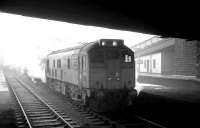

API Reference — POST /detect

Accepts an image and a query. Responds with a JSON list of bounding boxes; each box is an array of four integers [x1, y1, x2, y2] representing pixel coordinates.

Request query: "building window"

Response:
[[144, 60, 146, 68], [61, 70, 63, 79], [140, 59, 143, 64], [153, 59, 156, 68]]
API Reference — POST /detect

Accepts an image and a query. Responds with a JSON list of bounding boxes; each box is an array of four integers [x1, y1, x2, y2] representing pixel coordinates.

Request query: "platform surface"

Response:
[[135, 80, 200, 103]]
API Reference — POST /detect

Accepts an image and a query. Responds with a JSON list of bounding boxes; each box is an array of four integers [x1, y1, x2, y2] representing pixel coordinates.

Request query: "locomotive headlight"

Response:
[[113, 41, 117, 46]]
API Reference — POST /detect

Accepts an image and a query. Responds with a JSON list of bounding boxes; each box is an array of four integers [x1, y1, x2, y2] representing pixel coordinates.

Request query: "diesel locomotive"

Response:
[[45, 39, 137, 112]]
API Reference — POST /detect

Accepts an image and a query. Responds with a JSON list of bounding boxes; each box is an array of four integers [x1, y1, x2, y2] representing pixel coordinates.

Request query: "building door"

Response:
[[147, 60, 150, 73]]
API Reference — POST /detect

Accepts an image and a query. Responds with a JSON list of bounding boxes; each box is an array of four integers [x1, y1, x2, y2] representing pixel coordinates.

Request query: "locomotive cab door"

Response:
[[106, 50, 121, 89]]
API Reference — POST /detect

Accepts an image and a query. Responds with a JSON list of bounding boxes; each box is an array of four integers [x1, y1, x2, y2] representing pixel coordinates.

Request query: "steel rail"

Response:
[[11, 75, 166, 128], [136, 115, 167, 128], [17, 78, 78, 128], [6, 77, 33, 128]]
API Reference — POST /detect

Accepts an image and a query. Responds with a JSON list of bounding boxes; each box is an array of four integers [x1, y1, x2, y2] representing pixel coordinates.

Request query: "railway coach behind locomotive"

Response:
[[45, 39, 137, 112]]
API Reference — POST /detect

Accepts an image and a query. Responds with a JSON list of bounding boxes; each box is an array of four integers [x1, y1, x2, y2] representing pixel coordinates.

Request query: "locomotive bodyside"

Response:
[[46, 48, 85, 99], [45, 39, 137, 112]]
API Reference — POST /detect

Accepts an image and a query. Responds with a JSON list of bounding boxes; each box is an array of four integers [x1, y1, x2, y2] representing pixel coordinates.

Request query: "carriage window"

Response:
[[82, 56, 84, 69], [90, 50, 104, 63], [46, 59, 50, 73], [80, 56, 87, 70], [57, 59, 61, 68], [49, 68, 51, 75], [52, 69, 54, 76], [55, 69, 57, 77], [67, 58, 70, 69], [84, 56, 87, 69], [53, 60, 56, 67], [71, 54, 78, 69]]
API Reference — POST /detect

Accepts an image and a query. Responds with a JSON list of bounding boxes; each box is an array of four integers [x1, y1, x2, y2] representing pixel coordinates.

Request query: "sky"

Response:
[[0, 12, 154, 79]]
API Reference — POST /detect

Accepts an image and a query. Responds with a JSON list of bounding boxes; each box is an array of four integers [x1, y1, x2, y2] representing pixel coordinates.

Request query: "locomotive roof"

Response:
[[48, 45, 82, 55], [48, 39, 125, 56], [48, 41, 96, 56]]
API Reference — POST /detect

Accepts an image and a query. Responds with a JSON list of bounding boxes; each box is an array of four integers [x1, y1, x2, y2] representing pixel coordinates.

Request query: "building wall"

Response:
[[196, 43, 200, 77], [151, 53, 161, 73], [136, 53, 161, 74], [161, 46, 175, 75], [137, 55, 150, 73], [134, 37, 198, 77], [174, 39, 197, 76]]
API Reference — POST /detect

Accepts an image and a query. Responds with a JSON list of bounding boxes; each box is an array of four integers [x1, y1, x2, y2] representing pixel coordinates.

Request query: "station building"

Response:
[[132, 36, 200, 81]]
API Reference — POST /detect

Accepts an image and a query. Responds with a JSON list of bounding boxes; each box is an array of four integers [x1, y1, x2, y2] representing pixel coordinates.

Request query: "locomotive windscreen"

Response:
[[106, 50, 119, 59], [90, 49, 104, 63]]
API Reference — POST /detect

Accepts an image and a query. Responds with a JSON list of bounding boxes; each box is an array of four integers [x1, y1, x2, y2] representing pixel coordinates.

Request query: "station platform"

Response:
[[136, 73, 200, 103], [135, 73, 200, 127], [0, 70, 16, 128], [135, 78, 200, 128], [136, 82, 200, 103], [137, 73, 200, 90], [138, 73, 200, 82]]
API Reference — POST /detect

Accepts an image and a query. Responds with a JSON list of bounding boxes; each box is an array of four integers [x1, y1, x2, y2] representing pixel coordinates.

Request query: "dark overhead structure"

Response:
[[0, 1, 199, 40]]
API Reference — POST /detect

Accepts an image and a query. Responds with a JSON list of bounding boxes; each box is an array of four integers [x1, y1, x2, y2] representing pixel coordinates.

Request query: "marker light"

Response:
[[102, 41, 105, 46]]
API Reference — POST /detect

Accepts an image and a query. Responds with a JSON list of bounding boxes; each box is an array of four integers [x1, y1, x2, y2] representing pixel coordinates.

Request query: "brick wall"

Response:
[[174, 39, 197, 76], [196, 42, 200, 77], [135, 38, 198, 77]]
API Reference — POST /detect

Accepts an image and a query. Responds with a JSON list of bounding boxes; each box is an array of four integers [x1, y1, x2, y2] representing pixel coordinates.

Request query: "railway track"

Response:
[[70, 101, 167, 128], [21, 76, 167, 128], [4, 71, 167, 128], [6, 75, 81, 128]]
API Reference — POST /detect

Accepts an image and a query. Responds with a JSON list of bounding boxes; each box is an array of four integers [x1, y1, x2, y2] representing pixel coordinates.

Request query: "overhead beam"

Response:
[[0, 1, 199, 40]]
